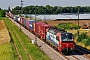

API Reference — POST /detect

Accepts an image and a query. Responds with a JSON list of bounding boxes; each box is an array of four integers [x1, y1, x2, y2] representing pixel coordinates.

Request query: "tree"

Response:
[[0, 10, 5, 17], [8, 6, 11, 11], [11, 5, 90, 14], [0, 8, 1, 10]]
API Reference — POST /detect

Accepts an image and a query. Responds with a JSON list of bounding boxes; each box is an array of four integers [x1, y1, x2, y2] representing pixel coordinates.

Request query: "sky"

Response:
[[0, 0, 90, 9]]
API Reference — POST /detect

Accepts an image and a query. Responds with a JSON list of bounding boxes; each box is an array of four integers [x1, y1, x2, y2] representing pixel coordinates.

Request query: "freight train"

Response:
[[6, 12, 75, 54]]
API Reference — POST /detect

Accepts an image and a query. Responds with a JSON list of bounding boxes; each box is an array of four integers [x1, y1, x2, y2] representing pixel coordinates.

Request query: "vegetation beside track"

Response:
[[67, 29, 90, 50], [0, 44, 18, 60], [75, 32, 90, 49], [56, 22, 90, 50], [2, 17, 50, 60], [57, 22, 80, 30], [0, 19, 18, 60]]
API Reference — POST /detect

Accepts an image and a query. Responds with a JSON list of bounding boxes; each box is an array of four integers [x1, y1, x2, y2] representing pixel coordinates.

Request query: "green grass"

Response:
[[0, 44, 16, 60], [2, 17, 50, 60], [0, 18, 18, 60]]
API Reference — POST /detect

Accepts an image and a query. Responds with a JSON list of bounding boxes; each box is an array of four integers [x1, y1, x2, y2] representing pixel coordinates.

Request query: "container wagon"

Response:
[[26, 20, 30, 30], [29, 20, 35, 32], [34, 22, 51, 40]]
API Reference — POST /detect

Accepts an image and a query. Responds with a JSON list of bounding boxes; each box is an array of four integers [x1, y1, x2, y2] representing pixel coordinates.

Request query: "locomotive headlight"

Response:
[[60, 44, 62, 47], [73, 45, 74, 47]]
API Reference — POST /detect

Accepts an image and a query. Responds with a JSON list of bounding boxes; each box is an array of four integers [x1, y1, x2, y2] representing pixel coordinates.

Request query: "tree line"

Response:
[[0, 8, 5, 17], [11, 5, 90, 14]]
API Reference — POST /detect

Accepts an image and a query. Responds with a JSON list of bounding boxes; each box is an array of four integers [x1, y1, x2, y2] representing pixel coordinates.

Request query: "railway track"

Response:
[[74, 45, 90, 60], [9, 17, 90, 60], [9, 31, 22, 60], [6, 21, 23, 60], [12, 28, 33, 60]]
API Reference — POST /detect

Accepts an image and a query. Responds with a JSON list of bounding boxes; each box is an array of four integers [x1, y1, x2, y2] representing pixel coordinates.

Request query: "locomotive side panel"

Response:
[[46, 31, 59, 49]]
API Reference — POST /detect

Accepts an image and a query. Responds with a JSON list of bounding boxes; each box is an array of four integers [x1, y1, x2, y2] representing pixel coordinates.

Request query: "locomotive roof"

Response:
[[48, 27, 68, 34]]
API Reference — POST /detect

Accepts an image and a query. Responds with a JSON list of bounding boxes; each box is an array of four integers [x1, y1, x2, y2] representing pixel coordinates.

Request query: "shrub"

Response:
[[77, 32, 87, 42], [57, 22, 81, 30], [0, 10, 5, 17], [86, 37, 90, 46]]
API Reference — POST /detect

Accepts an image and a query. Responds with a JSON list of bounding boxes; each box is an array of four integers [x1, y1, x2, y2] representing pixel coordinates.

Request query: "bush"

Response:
[[0, 10, 5, 17], [57, 22, 81, 30], [77, 33, 87, 42], [85, 37, 90, 46], [76, 32, 90, 46]]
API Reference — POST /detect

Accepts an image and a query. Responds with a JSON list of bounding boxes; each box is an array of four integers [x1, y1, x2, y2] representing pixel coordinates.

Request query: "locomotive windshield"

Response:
[[61, 33, 73, 41]]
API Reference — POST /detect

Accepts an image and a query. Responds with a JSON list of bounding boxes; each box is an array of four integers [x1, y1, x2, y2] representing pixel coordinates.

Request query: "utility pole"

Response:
[[34, 11, 37, 45], [77, 10, 79, 36], [20, 0, 24, 16], [20, 0, 24, 30], [71, 7, 73, 13], [78, 11, 79, 26]]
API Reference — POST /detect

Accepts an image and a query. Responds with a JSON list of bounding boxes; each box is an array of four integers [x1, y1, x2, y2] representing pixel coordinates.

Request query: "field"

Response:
[[0, 20, 16, 60], [46, 19, 90, 27], [0, 20, 10, 44]]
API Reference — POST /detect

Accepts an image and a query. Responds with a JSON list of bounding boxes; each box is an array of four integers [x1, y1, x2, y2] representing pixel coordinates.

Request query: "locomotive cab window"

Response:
[[61, 33, 73, 42], [56, 36, 59, 41]]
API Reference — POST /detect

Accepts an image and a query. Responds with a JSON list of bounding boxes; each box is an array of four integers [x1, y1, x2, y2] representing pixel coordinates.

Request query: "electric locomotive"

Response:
[[46, 27, 75, 54]]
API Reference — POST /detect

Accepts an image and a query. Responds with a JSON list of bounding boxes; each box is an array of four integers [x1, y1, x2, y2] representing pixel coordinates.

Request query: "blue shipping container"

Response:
[[24, 19, 26, 27], [29, 20, 35, 31]]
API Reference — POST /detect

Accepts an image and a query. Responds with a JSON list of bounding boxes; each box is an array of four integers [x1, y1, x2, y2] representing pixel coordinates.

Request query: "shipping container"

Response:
[[34, 22, 45, 33], [34, 22, 51, 40], [10, 13, 14, 19], [6, 12, 9, 16], [26, 20, 30, 30], [14, 15, 18, 21], [40, 24, 51, 40], [24, 19, 26, 27], [21, 17, 25, 26], [29, 20, 35, 31], [17, 17, 21, 23]]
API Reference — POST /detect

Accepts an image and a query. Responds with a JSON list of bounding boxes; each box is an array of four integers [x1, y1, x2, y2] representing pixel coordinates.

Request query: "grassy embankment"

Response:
[[2, 17, 50, 60]]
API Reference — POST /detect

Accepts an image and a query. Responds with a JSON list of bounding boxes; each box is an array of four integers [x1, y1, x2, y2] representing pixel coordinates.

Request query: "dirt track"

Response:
[[0, 20, 10, 44]]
